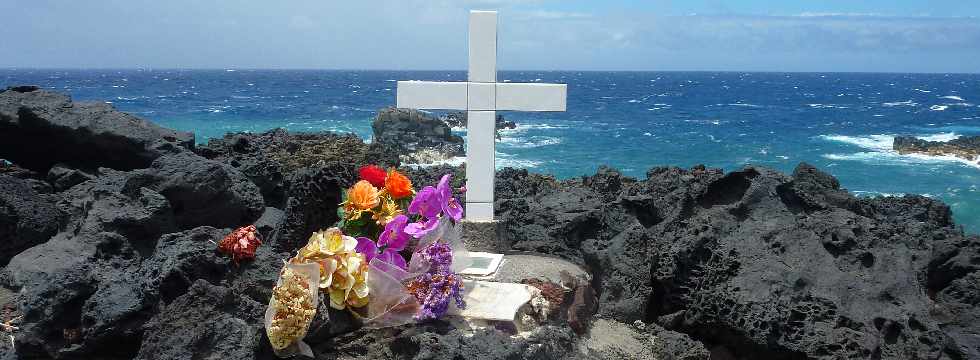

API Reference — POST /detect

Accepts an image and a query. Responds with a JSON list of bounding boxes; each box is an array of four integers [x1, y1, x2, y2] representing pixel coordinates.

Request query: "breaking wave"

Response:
[[820, 133, 979, 169]]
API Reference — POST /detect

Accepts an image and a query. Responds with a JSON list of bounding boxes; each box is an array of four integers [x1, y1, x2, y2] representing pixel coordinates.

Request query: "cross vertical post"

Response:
[[464, 10, 498, 222]]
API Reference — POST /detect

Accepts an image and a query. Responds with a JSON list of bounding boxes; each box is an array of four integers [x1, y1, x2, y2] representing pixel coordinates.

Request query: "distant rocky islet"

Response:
[[1, 86, 980, 359]]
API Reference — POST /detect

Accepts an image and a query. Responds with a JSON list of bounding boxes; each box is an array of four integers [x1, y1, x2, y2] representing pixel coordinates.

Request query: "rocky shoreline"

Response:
[[2, 86, 980, 359], [894, 135, 980, 165]]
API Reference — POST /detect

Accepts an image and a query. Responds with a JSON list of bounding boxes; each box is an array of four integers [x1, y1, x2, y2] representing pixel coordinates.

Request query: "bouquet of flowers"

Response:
[[265, 165, 472, 355]]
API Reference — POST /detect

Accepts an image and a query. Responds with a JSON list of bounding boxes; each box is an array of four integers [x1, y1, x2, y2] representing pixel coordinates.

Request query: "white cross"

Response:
[[396, 10, 567, 222]]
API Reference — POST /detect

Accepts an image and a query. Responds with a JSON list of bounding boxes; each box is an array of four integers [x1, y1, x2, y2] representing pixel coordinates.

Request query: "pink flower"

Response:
[[408, 186, 442, 218], [354, 215, 409, 270], [437, 174, 463, 221], [405, 217, 439, 238]]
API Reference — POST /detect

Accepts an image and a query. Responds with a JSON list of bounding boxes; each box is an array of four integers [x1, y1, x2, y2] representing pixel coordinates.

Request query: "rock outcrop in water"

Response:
[[443, 111, 517, 132], [1, 87, 979, 359], [894, 135, 980, 165], [372, 107, 464, 164]]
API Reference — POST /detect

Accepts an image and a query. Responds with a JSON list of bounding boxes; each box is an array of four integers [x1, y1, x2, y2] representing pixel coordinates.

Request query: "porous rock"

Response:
[[135, 280, 268, 360], [197, 128, 397, 207], [496, 162, 979, 359], [0, 175, 64, 266], [0, 86, 194, 172]]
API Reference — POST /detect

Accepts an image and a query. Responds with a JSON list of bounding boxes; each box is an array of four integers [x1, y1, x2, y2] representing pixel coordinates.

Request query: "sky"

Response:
[[1, 0, 979, 73]]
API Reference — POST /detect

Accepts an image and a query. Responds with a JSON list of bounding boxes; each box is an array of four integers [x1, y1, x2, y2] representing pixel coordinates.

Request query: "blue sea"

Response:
[[3, 69, 979, 233]]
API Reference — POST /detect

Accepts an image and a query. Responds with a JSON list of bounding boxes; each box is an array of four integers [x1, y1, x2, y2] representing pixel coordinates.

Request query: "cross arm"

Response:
[[495, 83, 567, 111], [396, 81, 468, 110]]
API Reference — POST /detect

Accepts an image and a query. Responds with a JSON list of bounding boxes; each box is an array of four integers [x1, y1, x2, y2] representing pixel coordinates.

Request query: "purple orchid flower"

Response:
[[408, 186, 442, 218], [404, 217, 439, 239], [436, 174, 463, 221], [355, 215, 410, 270]]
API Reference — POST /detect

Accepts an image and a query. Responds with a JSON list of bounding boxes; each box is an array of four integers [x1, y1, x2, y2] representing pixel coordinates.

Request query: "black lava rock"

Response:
[[0, 175, 64, 266], [0, 87, 194, 173]]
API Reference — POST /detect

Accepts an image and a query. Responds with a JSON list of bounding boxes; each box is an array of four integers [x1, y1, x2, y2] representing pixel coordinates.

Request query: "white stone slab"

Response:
[[459, 251, 504, 276], [448, 280, 534, 321], [496, 83, 567, 111], [465, 110, 495, 203], [465, 202, 493, 222], [467, 82, 495, 111], [396, 81, 468, 110], [468, 11, 497, 83]]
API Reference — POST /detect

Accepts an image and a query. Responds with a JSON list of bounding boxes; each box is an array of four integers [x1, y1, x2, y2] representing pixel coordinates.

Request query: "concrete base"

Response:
[[490, 254, 591, 286], [460, 220, 501, 252]]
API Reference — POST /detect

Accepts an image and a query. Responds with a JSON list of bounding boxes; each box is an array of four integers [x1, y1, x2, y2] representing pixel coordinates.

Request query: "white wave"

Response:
[[883, 100, 918, 107], [918, 132, 960, 142], [495, 157, 541, 169], [820, 133, 979, 169], [819, 134, 894, 151], [627, 99, 640, 103], [852, 190, 906, 198], [727, 103, 762, 108], [403, 156, 467, 169], [822, 151, 979, 170], [940, 95, 965, 101], [498, 123, 569, 135], [913, 88, 932, 93], [643, 132, 652, 136], [931, 105, 949, 111], [499, 136, 561, 149], [808, 103, 849, 109]]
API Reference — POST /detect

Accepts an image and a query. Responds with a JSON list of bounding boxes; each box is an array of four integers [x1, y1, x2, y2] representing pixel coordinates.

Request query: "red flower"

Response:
[[359, 165, 387, 188], [218, 225, 262, 264]]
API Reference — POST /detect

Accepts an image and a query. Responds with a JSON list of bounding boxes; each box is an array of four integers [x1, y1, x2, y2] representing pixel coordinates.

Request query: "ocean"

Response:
[[2, 69, 979, 233]]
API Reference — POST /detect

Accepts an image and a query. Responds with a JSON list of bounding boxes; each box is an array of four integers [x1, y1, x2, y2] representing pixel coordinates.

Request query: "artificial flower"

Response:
[[408, 186, 441, 218], [384, 169, 414, 199], [406, 242, 465, 320], [354, 215, 410, 270], [405, 217, 439, 238], [298, 228, 357, 261], [267, 266, 317, 350], [371, 195, 403, 225], [436, 174, 463, 221], [346, 180, 380, 211], [217, 225, 261, 264], [359, 165, 387, 188], [294, 228, 370, 309], [325, 253, 370, 309]]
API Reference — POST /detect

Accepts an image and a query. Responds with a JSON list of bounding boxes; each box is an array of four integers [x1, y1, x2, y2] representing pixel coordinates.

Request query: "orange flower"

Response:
[[347, 180, 380, 210], [385, 169, 414, 199]]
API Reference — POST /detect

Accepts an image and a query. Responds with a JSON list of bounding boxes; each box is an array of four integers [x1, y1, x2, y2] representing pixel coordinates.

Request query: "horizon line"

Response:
[[3, 67, 979, 76]]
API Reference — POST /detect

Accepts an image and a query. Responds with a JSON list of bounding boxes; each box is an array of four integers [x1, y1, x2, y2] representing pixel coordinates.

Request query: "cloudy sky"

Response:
[[2, 0, 979, 73]]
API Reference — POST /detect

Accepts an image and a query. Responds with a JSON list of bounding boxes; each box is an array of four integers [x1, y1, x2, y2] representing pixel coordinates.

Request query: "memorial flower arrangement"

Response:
[[265, 166, 471, 355]]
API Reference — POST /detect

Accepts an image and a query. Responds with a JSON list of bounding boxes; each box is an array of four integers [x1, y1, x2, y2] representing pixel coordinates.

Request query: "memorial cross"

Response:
[[396, 10, 567, 222]]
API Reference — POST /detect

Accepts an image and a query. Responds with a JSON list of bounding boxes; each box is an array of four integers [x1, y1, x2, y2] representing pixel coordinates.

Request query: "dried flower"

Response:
[[359, 165, 387, 188], [217, 225, 261, 264], [295, 228, 370, 310], [267, 267, 317, 351], [384, 169, 414, 199], [345, 180, 380, 211], [406, 272, 465, 321], [405, 241, 466, 320]]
